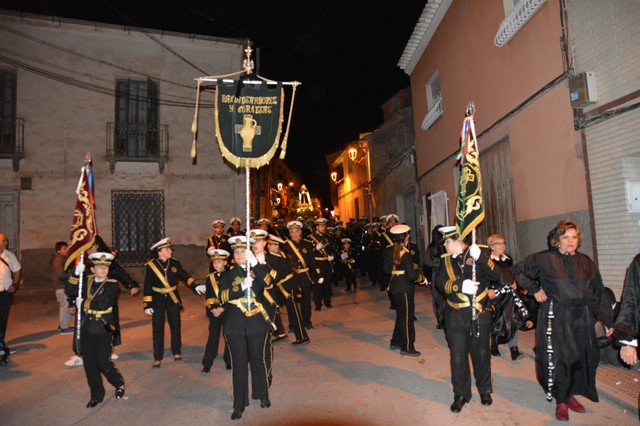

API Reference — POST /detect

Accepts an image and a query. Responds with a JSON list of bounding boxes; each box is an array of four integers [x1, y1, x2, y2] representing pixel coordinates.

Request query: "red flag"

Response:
[[64, 162, 97, 270]]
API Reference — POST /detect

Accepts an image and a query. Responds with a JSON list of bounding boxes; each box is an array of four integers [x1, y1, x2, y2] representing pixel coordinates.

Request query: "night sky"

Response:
[[0, 0, 426, 205]]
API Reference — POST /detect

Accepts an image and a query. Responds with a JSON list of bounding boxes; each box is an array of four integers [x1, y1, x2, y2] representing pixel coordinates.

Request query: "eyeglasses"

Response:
[[490, 242, 506, 246]]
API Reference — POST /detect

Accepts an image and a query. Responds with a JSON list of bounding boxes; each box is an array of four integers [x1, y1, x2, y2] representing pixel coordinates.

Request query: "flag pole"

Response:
[[75, 252, 84, 354], [245, 166, 252, 307]]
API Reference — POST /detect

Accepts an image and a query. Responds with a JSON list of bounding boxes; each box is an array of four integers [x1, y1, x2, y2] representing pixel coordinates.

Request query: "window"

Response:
[[0, 69, 17, 154], [421, 71, 443, 130], [426, 72, 441, 111], [112, 190, 165, 266], [114, 78, 159, 157]]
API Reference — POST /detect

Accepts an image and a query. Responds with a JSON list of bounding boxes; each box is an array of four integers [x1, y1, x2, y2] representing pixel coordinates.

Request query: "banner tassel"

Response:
[[191, 77, 202, 160]]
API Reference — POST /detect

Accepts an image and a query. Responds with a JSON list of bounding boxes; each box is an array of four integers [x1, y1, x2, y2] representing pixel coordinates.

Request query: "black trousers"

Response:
[[202, 310, 230, 368], [444, 309, 492, 399], [390, 292, 415, 351], [312, 279, 332, 309], [81, 325, 124, 401], [152, 297, 181, 361], [225, 332, 270, 410], [299, 285, 312, 328], [0, 291, 14, 350], [284, 292, 308, 341]]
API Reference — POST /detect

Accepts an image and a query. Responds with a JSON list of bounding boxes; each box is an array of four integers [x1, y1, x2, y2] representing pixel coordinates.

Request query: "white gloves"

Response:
[[469, 244, 481, 261], [74, 262, 85, 276], [462, 279, 479, 295], [317, 277, 325, 284], [75, 297, 83, 309], [315, 243, 323, 251], [241, 276, 253, 291], [244, 249, 258, 267], [144, 308, 154, 316], [195, 285, 206, 295], [328, 256, 334, 262]]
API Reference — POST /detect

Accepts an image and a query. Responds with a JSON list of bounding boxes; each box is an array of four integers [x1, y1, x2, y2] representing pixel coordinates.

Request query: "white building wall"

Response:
[[0, 13, 247, 253], [567, 0, 640, 292]]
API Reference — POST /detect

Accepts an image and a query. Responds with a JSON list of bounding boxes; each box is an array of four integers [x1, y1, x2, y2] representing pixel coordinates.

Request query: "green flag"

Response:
[[455, 115, 484, 240]]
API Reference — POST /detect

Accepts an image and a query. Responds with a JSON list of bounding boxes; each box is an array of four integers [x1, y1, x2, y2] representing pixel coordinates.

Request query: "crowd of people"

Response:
[[1, 215, 640, 422]]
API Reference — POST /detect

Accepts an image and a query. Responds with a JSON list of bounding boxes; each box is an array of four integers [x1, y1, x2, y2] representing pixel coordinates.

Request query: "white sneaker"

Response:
[[110, 353, 119, 360], [65, 355, 83, 367]]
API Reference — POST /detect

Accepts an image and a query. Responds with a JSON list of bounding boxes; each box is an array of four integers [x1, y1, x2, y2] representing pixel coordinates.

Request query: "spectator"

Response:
[[0, 232, 22, 366], [51, 241, 73, 334]]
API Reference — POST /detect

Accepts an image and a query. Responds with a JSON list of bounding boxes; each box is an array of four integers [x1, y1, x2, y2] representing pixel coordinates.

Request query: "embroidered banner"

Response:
[[215, 82, 284, 169]]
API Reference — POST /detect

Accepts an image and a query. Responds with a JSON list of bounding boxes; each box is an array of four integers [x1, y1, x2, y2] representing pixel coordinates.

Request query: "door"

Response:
[[0, 188, 19, 254]]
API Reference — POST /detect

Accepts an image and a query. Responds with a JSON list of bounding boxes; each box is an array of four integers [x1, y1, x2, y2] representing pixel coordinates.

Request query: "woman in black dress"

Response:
[[513, 219, 612, 421]]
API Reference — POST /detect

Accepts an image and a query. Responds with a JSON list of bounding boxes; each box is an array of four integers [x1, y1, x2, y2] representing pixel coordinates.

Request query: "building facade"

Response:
[[329, 88, 418, 242], [400, 0, 640, 293], [0, 11, 247, 284]]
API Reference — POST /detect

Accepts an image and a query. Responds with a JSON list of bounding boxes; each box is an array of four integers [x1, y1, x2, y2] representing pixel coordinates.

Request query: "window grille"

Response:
[[112, 190, 165, 266]]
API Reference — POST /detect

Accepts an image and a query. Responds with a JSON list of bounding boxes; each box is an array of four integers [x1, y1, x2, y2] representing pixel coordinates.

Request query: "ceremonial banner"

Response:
[[455, 115, 484, 240], [64, 162, 97, 270], [214, 82, 284, 169]]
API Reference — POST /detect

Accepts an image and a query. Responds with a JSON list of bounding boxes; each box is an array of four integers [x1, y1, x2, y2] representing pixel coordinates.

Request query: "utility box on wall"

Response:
[[627, 181, 640, 212], [569, 71, 598, 108]]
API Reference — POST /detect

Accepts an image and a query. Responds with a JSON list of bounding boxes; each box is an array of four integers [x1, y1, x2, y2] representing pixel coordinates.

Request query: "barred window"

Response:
[[0, 69, 17, 154], [112, 190, 165, 266]]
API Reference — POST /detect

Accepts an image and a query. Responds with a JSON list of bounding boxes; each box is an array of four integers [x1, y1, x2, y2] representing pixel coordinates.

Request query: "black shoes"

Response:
[[491, 345, 501, 357], [201, 366, 211, 374], [401, 349, 421, 357], [450, 396, 468, 413], [152, 360, 161, 369], [231, 408, 243, 420], [174, 354, 182, 361], [115, 387, 125, 399], [225, 364, 232, 370], [480, 393, 493, 406], [86, 399, 101, 408], [292, 337, 310, 345], [260, 397, 271, 408], [272, 334, 288, 343], [510, 346, 522, 360]]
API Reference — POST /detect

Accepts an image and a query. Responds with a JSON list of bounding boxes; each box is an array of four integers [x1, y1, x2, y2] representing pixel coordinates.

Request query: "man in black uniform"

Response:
[[143, 238, 204, 368], [201, 247, 231, 374], [281, 220, 317, 329], [219, 235, 273, 420], [384, 225, 425, 357], [308, 218, 335, 311], [250, 229, 287, 343], [435, 226, 499, 413], [266, 234, 309, 345], [66, 252, 125, 408], [227, 217, 244, 237], [206, 219, 232, 272]]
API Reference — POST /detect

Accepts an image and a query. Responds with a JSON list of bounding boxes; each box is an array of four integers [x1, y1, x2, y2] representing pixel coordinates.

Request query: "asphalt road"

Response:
[[1, 278, 636, 425]]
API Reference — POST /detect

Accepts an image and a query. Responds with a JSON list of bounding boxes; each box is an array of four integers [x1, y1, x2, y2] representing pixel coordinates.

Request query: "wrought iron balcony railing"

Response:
[[0, 117, 25, 172], [106, 122, 169, 173]]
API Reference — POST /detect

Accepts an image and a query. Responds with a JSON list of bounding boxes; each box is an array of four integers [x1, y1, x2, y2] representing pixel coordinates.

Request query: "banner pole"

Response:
[[245, 166, 252, 307]]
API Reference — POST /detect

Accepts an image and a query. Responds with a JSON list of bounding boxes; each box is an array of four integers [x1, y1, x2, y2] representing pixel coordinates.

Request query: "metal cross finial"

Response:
[[243, 40, 255, 75], [465, 101, 475, 117]]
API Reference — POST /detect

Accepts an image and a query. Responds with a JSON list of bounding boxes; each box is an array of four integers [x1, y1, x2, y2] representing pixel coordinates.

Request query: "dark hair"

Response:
[[603, 287, 616, 304], [55, 241, 68, 251], [549, 219, 583, 249]]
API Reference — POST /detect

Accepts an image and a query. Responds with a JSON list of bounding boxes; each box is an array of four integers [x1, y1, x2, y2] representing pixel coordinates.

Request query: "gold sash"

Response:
[[148, 261, 180, 305]]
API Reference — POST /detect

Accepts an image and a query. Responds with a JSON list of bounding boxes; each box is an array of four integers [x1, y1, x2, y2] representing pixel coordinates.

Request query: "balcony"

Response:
[[0, 117, 25, 172], [106, 122, 169, 174]]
